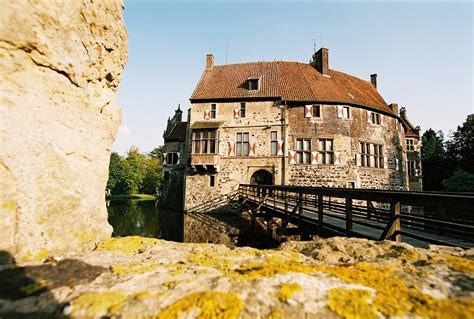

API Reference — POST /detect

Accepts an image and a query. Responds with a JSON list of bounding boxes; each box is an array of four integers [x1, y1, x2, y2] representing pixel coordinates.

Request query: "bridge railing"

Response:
[[238, 184, 474, 248]]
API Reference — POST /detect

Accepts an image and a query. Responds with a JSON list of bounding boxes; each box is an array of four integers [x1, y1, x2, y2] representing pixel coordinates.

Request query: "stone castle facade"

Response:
[[161, 48, 422, 210]]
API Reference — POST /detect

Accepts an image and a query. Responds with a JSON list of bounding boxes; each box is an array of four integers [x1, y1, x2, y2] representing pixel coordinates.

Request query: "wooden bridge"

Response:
[[238, 184, 474, 249]]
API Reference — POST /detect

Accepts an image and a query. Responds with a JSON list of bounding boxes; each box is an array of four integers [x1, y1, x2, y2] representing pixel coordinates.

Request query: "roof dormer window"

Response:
[[248, 78, 259, 90]]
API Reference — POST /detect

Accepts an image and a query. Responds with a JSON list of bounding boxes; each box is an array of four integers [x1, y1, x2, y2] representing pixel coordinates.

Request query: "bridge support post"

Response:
[[390, 201, 401, 242], [318, 195, 323, 235], [346, 197, 353, 236]]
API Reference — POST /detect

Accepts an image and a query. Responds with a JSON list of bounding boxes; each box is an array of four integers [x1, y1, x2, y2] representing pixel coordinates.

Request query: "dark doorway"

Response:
[[250, 170, 273, 197]]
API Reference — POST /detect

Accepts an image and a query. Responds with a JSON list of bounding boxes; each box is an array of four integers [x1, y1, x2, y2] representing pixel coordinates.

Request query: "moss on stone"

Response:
[[277, 283, 302, 303], [328, 288, 378, 319], [157, 291, 243, 319], [71, 291, 127, 316], [96, 236, 160, 255]]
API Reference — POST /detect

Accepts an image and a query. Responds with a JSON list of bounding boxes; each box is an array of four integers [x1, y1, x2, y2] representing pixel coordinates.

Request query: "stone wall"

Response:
[[184, 100, 409, 210], [0, 1, 127, 258]]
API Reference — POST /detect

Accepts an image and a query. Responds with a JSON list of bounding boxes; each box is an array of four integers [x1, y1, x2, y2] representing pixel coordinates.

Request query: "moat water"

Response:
[[107, 199, 183, 242]]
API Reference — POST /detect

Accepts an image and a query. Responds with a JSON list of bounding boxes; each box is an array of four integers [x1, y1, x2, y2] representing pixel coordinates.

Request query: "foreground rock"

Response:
[[0, 236, 472, 318], [0, 1, 127, 258]]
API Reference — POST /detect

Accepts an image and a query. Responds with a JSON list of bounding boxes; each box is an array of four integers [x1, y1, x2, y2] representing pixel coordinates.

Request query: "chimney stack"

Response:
[[206, 54, 214, 70], [400, 107, 407, 119], [370, 74, 377, 89], [389, 103, 399, 114], [311, 48, 329, 75]]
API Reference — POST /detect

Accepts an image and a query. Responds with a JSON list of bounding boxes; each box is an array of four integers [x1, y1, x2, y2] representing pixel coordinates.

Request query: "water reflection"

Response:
[[107, 200, 183, 241]]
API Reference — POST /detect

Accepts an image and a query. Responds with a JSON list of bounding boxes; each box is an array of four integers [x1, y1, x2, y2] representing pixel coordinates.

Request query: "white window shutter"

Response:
[[233, 108, 240, 119], [334, 151, 341, 165], [311, 151, 318, 165], [277, 140, 284, 156], [204, 110, 210, 120], [380, 115, 384, 126], [163, 153, 167, 165], [305, 105, 313, 118], [249, 142, 256, 156], [176, 153, 180, 165], [355, 153, 361, 166], [337, 105, 344, 118], [384, 156, 388, 169], [288, 150, 296, 164], [367, 110, 372, 124], [396, 158, 400, 170]]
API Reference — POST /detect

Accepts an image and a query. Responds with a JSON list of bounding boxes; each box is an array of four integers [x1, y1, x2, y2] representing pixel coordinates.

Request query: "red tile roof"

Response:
[[190, 61, 391, 113]]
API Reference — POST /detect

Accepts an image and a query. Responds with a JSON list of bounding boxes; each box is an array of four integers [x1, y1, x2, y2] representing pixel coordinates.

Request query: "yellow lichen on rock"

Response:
[[233, 256, 315, 281], [317, 263, 474, 318], [112, 260, 159, 275], [20, 278, 47, 295], [71, 291, 127, 316], [277, 283, 302, 303], [432, 254, 474, 272], [328, 288, 378, 319], [157, 291, 243, 319], [96, 236, 160, 255]]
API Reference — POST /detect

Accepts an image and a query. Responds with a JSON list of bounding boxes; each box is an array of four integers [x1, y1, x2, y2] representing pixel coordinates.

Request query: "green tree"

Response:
[[149, 146, 164, 159], [126, 146, 147, 194], [107, 152, 134, 195], [445, 114, 474, 174], [140, 156, 163, 194], [441, 169, 474, 192], [421, 129, 449, 191]]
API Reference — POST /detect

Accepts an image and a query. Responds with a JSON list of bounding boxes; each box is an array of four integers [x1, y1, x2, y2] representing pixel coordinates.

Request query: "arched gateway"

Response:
[[250, 170, 273, 197]]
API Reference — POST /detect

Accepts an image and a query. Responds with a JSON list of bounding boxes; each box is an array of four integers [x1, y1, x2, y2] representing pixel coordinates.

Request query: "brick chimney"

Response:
[[206, 54, 214, 70], [370, 74, 377, 89], [389, 103, 399, 114], [311, 48, 329, 75]]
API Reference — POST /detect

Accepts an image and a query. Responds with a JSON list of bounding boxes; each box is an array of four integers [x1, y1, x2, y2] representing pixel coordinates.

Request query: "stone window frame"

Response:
[[270, 131, 278, 156], [312, 104, 322, 118], [240, 102, 246, 118], [318, 138, 334, 165], [360, 141, 384, 168], [210, 174, 216, 187], [236, 132, 250, 156], [406, 138, 415, 151], [192, 129, 218, 154], [342, 106, 350, 119], [210, 103, 217, 119], [295, 138, 311, 164], [371, 112, 382, 125], [165, 152, 179, 165], [347, 181, 356, 189]]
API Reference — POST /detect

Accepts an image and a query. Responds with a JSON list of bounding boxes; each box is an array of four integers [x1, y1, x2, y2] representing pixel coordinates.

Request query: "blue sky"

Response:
[[114, 0, 473, 155]]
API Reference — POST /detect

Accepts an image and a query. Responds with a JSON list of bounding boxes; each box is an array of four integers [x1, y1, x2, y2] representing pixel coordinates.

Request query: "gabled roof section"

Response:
[[164, 122, 188, 142], [190, 61, 391, 113]]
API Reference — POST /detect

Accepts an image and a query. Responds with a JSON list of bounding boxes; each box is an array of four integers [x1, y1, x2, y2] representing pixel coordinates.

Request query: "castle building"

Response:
[[162, 48, 422, 211]]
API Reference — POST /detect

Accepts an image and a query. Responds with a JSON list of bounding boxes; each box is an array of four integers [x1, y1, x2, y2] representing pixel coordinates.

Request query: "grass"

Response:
[[106, 194, 158, 201]]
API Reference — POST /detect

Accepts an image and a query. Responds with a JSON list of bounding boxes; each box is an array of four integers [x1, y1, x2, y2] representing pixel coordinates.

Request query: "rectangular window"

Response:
[[408, 160, 418, 176], [192, 129, 218, 154], [296, 138, 311, 164], [270, 131, 278, 155], [210, 104, 216, 119], [240, 102, 246, 118], [371, 112, 381, 125], [249, 79, 259, 90], [318, 139, 334, 164], [342, 106, 350, 118], [360, 142, 383, 168], [236, 132, 250, 156], [165, 152, 179, 165], [360, 142, 370, 167], [406, 138, 414, 151], [348, 181, 356, 189], [312, 104, 321, 118], [210, 175, 215, 187], [373, 144, 384, 168]]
